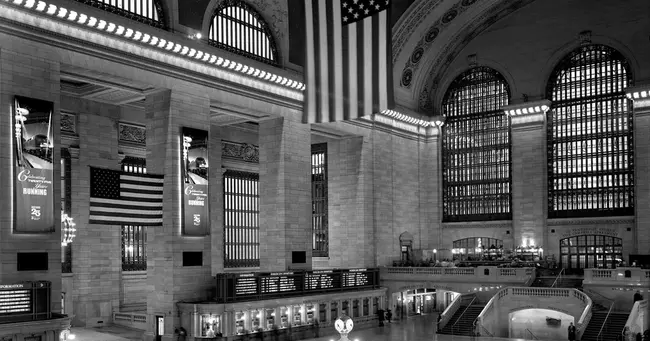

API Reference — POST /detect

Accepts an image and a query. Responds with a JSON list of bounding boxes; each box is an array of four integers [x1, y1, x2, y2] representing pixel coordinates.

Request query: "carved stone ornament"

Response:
[[222, 140, 259, 163], [61, 112, 76, 134], [118, 122, 146, 145]]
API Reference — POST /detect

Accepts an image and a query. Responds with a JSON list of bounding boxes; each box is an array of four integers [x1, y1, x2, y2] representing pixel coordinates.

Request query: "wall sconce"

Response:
[[188, 32, 202, 40]]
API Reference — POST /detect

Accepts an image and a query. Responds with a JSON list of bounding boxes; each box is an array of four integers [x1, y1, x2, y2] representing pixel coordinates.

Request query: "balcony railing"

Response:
[[382, 266, 534, 284], [584, 267, 650, 284]]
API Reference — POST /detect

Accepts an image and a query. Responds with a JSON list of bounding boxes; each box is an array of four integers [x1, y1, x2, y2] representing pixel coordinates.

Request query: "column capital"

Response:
[[503, 100, 551, 127], [626, 84, 650, 110]]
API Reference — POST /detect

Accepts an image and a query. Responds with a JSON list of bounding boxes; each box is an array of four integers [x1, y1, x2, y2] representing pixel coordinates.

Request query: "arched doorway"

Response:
[[560, 235, 622, 269], [399, 232, 413, 263]]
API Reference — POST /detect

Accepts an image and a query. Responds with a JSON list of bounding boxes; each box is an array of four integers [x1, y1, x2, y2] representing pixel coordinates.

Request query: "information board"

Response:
[[234, 275, 257, 296], [305, 270, 339, 290], [342, 269, 371, 287], [0, 284, 31, 314]]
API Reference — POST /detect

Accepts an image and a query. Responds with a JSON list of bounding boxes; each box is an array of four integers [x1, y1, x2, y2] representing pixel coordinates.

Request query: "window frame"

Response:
[[546, 44, 634, 218], [223, 169, 260, 268], [311, 143, 328, 257], [441, 66, 512, 222], [208, 0, 279, 65], [122, 225, 147, 271], [72, 0, 165, 29]]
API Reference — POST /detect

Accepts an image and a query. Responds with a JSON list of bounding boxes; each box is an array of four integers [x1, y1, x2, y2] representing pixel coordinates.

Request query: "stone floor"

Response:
[[304, 314, 535, 341], [69, 325, 143, 341]]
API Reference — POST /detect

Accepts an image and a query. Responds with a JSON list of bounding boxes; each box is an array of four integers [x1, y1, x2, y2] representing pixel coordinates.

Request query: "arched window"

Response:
[[208, 0, 278, 65], [74, 0, 165, 28], [442, 67, 511, 222], [547, 45, 633, 218]]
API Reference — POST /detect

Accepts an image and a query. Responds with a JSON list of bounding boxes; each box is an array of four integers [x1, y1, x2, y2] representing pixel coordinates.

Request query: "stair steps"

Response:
[[581, 312, 628, 341], [438, 305, 484, 336]]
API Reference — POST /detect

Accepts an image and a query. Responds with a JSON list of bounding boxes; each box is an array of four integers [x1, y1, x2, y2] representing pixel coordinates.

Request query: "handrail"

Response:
[[439, 294, 463, 330], [551, 268, 565, 288], [525, 328, 539, 340], [451, 296, 476, 334], [596, 301, 614, 341]]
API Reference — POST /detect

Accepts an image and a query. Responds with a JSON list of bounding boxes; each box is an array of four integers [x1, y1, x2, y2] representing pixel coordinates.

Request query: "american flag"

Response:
[[304, 0, 393, 124], [89, 167, 164, 226]]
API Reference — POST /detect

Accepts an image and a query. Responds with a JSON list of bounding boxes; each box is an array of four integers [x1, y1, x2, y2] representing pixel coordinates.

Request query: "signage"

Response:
[[560, 227, 619, 239], [223, 269, 379, 302], [13, 96, 55, 233], [181, 127, 209, 235], [0, 287, 31, 314]]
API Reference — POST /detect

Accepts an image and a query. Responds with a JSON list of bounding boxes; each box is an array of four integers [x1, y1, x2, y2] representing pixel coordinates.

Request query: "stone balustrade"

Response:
[[381, 266, 534, 284], [584, 267, 650, 285]]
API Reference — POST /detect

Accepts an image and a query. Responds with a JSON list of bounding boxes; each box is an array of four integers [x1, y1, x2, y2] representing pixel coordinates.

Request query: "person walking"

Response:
[[568, 322, 576, 341], [386, 309, 393, 324], [634, 290, 643, 303], [377, 309, 385, 327]]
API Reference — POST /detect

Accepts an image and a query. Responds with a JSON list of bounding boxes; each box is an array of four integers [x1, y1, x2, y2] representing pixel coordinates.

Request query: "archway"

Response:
[[509, 308, 574, 340]]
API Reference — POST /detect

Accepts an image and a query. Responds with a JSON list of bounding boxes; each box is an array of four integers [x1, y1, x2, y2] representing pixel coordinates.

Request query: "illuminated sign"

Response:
[[180, 127, 209, 235], [223, 269, 378, 302], [13, 96, 55, 233]]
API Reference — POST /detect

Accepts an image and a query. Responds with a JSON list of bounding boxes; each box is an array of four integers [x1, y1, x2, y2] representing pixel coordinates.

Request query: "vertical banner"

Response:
[[13, 96, 55, 233], [181, 127, 209, 235]]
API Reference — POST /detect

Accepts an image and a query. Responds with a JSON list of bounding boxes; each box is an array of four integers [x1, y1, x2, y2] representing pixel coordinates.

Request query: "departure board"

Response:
[[0, 284, 31, 315], [305, 271, 339, 290], [260, 272, 299, 294], [217, 268, 379, 303], [234, 274, 258, 296], [342, 269, 371, 287]]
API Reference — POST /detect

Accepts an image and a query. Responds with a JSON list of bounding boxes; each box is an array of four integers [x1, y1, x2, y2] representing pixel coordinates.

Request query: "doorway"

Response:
[[155, 315, 164, 341]]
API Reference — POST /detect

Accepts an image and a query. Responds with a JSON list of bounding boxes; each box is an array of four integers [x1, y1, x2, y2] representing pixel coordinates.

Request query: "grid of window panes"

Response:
[[442, 67, 511, 222], [121, 156, 147, 174], [452, 237, 504, 260], [73, 0, 164, 28], [122, 225, 147, 271], [209, 0, 278, 65], [311, 143, 328, 257], [224, 170, 260, 268], [61, 149, 72, 273], [560, 235, 622, 269], [547, 45, 633, 218]]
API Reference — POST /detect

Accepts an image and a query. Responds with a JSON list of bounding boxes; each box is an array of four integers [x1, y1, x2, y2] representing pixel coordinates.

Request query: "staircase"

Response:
[[581, 311, 628, 341], [438, 305, 484, 336]]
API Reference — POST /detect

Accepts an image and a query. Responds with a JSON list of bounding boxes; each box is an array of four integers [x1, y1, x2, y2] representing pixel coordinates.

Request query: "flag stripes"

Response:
[[89, 167, 164, 226], [304, 0, 393, 124]]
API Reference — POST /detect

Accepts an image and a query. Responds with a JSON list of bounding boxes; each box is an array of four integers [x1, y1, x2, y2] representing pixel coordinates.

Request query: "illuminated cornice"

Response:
[[625, 84, 650, 101], [0, 0, 304, 93], [503, 100, 551, 117]]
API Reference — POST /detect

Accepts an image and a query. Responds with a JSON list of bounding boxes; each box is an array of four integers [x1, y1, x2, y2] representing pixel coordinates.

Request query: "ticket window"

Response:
[[292, 305, 302, 326], [331, 302, 338, 320], [200, 314, 221, 337], [306, 304, 315, 324], [342, 301, 349, 317], [362, 298, 369, 317], [251, 310, 262, 332], [235, 312, 246, 335], [279, 307, 289, 328], [265, 309, 275, 330], [318, 303, 327, 323], [352, 300, 359, 318]]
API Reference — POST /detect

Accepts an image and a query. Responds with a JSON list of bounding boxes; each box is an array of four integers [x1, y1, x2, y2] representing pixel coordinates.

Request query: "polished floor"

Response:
[[304, 314, 538, 341]]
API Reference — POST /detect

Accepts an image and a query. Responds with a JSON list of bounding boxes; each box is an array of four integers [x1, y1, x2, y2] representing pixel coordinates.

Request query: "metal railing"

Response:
[[450, 296, 476, 335], [596, 300, 615, 341], [525, 328, 539, 340], [551, 268, 565, 288]]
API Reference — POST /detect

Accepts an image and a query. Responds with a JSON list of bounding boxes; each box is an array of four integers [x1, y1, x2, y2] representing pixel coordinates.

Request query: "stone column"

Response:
[[504, 101, 550, 250], [144, 90, 212, 341], [258, 116, 312, 271], [628, 86, 650, 256], [423, 123, 442, 251]]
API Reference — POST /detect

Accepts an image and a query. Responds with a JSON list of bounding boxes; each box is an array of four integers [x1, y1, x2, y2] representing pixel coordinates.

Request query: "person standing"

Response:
[[386, 309, 393, 324], [377, 309, 385, 327], [568, 322, 576, 341], [634, 291, 643, 303]]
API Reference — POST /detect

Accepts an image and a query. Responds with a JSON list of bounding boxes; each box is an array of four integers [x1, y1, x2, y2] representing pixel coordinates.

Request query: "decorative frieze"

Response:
[[222, 140, 259, 163], [61, 112, 76, 134], [118, 122, 146, 145]]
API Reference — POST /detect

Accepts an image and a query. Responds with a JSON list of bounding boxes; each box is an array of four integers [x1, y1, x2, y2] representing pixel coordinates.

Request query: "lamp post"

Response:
[[431, 116, 445, 256]]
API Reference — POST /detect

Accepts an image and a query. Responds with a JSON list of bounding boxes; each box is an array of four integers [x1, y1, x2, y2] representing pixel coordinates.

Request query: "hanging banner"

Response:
[[13, 96, 55, 233], [181, 127, 209, 235]]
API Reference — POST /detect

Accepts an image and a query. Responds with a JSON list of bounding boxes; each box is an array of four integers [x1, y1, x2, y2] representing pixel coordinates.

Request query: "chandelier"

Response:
[[61, 211, 76, 246]]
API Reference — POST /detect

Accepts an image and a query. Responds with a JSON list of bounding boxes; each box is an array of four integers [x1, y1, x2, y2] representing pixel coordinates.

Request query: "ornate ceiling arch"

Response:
[[392, 0, 536, 115]]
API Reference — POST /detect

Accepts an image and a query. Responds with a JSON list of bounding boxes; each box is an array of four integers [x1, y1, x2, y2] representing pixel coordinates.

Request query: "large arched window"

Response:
[[208, 0, 278, 65], [547, 45, 633, 218], [74, 0, 165, 28], [442, 67, 511, 222]]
